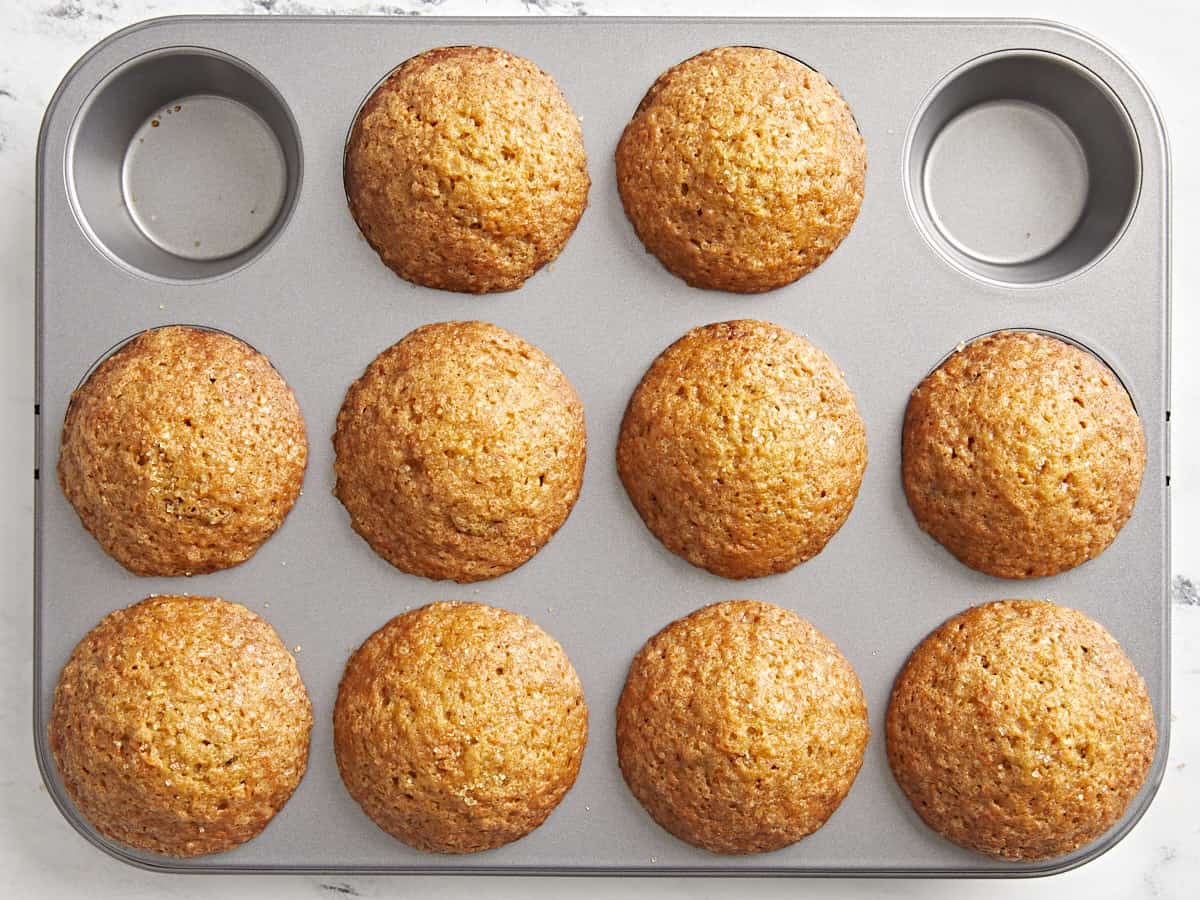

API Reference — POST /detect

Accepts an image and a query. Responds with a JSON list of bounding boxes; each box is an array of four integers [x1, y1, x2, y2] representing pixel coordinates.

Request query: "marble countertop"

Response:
[[1, 0, 1195, 897]]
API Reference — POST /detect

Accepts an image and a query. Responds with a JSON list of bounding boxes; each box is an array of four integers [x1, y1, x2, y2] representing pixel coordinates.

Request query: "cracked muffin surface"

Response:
[[902, 330, 1146, 578], [886, 599, 1156, 861], [49, 595, 312, 858], [333, 321, 586, 583], [616, 46, 866, 293], [616, 600, 868, 854], [345, 45, 589, 294], [333, 601, 588, 853], [617, 319, 866, 579], [57, 326, 307, 576]]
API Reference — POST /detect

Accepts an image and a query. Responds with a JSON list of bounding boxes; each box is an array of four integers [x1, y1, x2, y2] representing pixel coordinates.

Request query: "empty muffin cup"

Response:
[[67, 48, 301, 281], [905, 50, 1140, 286]]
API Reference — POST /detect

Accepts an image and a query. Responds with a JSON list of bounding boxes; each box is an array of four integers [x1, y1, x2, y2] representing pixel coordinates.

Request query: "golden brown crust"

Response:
[[333, 602, 588, 853], [48, 595, 312, 858], [616, 600, 869, 854], [617, 320, 866, 578], [615, 46, 866, 293], [57, 326, 308, 576], [345, 46, 590, 294], [886, 600, 1156, 861], [333, 321, 586, 583], [902, 331, 1146, 578]]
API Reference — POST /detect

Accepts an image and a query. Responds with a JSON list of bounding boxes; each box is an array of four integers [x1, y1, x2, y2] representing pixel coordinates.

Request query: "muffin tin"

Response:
[[34, 16, 1170, 876]]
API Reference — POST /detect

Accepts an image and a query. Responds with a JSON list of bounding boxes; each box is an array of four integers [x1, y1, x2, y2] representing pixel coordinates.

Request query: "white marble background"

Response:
[[1, 0, 1196, 897]]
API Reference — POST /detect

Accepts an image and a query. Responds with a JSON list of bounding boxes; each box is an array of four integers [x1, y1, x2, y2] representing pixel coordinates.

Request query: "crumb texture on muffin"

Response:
[[333, 321, 586, 583], [886, 599, 1157, 861], [345, 46, 590, 293], [615, 46, 866, 293], [902, 330, 1146, 578], [48, 595, 312, 858], [617, 320, 866, 578], [616, 600, 869, 854], [333, 601, 588, 853], [57, 326, 307, 577]]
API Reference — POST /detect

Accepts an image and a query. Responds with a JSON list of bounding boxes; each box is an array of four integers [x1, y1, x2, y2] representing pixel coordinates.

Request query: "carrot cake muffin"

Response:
[[616, 600, 869, 854], [57, 326, 307, 576], [333, 601, 588, 853], [617, 320, 866, 578], [333, 321, 586, 583], [48, 595, 312, 858], [902, 331, 1146, 578], [345, 46, 590, 293], [886, 599, 1157, 861], [615, 46, 866, 293]]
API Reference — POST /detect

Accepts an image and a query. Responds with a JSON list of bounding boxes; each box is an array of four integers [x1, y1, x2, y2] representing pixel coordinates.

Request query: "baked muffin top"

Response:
[[49, 595, 312, 858], [616, 46, 866, 293], [902, 331, 1146, 578], [333, 321, 586, 583], [345, 46, 589, 293], [333, 601, 588, 853], [617, 600, 869, 854], [617, 320, 866, 578], [57, 326, 307, 576], [886, 599, 1156, 861]]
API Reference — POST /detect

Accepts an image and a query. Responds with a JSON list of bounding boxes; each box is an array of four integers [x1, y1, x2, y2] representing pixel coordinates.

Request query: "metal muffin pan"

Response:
[[34, 16, 1170, 876]]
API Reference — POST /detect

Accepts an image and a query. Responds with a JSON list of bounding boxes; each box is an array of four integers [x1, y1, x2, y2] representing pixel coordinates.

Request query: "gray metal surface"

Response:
[[121, 94, 288, 262], [924, 100, 1089, 265], [34, 16, 1170, 877]]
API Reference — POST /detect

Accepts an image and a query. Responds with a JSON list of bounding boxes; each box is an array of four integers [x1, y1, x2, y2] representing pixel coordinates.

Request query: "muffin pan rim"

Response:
[[34, 15, 1170, 878]]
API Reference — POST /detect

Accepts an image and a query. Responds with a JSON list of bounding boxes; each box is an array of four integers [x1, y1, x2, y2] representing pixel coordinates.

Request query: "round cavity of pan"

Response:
[[67, 47, 302, 282], [904, 50, 1140, 287]]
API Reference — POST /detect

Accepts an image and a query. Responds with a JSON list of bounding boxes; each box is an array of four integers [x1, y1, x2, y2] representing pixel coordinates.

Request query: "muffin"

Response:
[[333, 601, 588, 853], [57, 326, 307, 577], [333, 321, 586, 583], [617, 320, 866, 578], [616, 600, 868, 854], [902, 331, 1146, 578], [615, 46, 866, 293], [345, 46, 589, 294], [886, 600, 1156, 861], [48, 595, 312, 858]]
